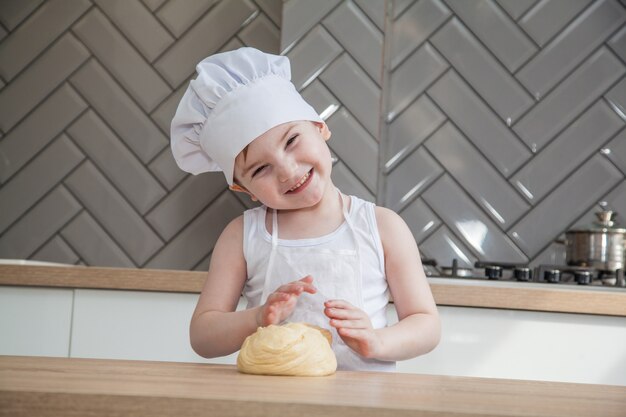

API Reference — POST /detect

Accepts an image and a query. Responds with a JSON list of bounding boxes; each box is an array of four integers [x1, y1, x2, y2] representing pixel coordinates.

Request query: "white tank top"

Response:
[[242, 194, 390, 330]]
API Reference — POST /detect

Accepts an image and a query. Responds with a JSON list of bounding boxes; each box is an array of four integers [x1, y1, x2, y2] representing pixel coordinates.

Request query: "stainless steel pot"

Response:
[[565, 210, 626, 271]]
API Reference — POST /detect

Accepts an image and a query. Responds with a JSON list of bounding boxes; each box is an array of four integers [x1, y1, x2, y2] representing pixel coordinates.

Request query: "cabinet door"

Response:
[[388, 305, 626, 385], [0, 286, 73, 357], [70, 289, 245, 364]]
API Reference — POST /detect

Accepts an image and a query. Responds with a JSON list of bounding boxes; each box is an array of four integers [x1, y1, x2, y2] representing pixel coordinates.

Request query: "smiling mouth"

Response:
[[286, 169, 313, 193]]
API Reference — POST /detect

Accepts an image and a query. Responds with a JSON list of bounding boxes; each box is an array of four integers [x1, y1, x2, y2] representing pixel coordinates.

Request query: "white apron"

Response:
[[260, 191, 395, 371]]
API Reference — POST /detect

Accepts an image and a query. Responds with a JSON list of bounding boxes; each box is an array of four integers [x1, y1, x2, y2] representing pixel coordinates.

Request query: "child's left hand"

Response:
[[324, 299, 383, 359]]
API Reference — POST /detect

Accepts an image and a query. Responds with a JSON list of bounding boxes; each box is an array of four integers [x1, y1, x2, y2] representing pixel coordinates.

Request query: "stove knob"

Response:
[[485, 266, 502, 280], [514, 267, 532, 281], [575, 271, 592, 285], [544, 269, 561, 283]]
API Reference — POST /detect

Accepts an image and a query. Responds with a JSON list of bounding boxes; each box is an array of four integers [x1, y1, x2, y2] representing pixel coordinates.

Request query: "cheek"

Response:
[[319, 146, 333, 169], [250, 179, 275, 196]]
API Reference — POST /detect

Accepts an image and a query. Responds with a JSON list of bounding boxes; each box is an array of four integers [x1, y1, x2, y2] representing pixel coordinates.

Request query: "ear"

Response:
[[229, 183, 258, 201], [315, 122, 332, 141]]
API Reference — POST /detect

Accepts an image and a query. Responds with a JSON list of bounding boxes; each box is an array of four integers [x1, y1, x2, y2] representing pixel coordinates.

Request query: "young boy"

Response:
[[171, 47, 440, 371]]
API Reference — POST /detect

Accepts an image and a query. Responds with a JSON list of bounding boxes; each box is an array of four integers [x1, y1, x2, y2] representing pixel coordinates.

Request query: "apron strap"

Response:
[[260, 207, 279, 304], [270, 207, 278, 247], [337, 189, 360, 256]]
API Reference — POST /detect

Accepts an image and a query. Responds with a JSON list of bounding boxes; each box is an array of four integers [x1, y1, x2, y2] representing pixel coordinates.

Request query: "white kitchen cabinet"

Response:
[[0, 286, 73, 357], [70, 289, 243, 364], [2, 285, 625, 386], [389, 305, 626, 386]]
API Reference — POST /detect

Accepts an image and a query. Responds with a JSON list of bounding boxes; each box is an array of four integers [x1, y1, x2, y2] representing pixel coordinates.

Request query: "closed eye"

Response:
[[286, 134, 298, 147], [252, 165, 267, 178]]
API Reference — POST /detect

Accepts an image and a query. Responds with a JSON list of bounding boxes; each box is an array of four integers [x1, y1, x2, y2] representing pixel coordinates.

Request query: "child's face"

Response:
[[232, 121, 333, 210]]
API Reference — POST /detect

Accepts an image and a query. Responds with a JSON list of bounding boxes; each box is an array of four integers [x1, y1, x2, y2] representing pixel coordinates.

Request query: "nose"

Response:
[[276, 157, 298, 183]]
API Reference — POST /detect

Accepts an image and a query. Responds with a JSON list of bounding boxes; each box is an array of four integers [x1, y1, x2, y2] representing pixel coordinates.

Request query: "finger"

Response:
[[294, 277, 317, 294], [301, 284, 317, 294], [330, 319, 367, 329], [262, 304, 279, 326], [324, 299, 355, 309], [324, 306, 363, 320], [337, 327, 368, 339], [278, 282, 317, 295], [266, 292, 291, 304], [293, 281, 317, 294], [299, 275, 314, 283], [337, 327, 371, 342], [274, 283, 302, 295]]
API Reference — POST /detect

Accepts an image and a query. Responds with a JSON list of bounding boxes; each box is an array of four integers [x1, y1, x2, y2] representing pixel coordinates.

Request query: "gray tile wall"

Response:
[[381, 0, 626, 269], [1, 0, 625, 272], [0, 0, 282, 270]]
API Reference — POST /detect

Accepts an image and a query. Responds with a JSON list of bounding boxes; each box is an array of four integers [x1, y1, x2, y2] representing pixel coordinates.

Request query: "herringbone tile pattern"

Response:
[[383, 0, 626, 267], [1, 0, 625, 272], [282, 0, 384, 201], [283, 0, 626, 269], [0, 0, 281, 270]]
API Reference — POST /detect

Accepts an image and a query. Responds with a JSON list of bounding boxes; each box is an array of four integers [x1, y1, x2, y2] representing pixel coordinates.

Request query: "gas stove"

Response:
[[422, 259, 626, 288]]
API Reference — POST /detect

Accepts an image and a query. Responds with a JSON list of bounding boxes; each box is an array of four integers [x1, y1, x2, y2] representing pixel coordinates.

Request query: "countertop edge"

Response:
[[3, 356, 625, 417], [0, 265, 625, 317]]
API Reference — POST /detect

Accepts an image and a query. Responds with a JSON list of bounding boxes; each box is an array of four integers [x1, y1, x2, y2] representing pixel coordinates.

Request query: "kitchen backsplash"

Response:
[[0, 0, 624, 271], [380, 0, 626, 269]]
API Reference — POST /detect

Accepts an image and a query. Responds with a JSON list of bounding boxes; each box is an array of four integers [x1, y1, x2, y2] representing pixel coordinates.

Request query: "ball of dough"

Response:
[[237, 322, 337, 376]]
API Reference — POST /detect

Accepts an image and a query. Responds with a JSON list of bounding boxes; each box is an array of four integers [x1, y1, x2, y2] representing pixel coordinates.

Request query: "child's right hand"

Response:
[[257, 275, 317, 327]]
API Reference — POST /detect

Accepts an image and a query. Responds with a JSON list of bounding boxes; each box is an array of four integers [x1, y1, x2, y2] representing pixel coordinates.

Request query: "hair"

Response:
[[231, 145, 250, 186], [240, 145, 249, 161]]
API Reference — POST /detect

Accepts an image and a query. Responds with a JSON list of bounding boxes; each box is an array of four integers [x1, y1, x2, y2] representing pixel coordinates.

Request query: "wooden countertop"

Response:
[[1, 264, 625, 316], [1, 356, 625, 417]]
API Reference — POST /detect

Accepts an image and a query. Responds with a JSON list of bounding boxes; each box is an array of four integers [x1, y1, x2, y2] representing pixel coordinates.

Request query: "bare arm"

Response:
[[374, 206, 441, 360], [324, 206, 441, 361], [189, 216, 256, 358], [190, 216, 317, 358]]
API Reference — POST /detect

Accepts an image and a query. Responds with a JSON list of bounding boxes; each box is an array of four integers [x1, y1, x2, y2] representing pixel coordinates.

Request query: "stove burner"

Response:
[[513, 267, 532, 281], [537, 264, 606, 286], [574, 271, 592, 285], [599, 271, 620, 286], [485, 265, 502, 280], [544, 269, 561, 283], [468, 261, 626, 288], [426, 259, 625, 288]]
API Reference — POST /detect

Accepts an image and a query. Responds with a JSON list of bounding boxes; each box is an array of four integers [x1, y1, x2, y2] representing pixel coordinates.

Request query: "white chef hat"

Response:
[[170, 47, 322, 185]]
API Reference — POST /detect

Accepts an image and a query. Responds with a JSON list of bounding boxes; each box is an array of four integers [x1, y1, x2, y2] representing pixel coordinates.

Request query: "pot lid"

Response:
[[567, 210, 626, 233]]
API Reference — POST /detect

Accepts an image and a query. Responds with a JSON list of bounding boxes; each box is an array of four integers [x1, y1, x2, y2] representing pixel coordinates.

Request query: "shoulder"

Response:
[[346, 195, 409, 239], [374, 206, 407, 233], [209, 214, 246, 272], [217, 214, 244, 247], [241, 205, 265, 225], [220, 205, 266, 249], [344, 194, 408, 237], [225, 214, 244, 231], [374, 206, 418, 253]]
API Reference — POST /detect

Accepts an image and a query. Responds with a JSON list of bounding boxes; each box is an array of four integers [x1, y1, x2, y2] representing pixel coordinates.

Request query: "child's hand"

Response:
[[257, 275, 317, 327], [324, 300, 383, 359]]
